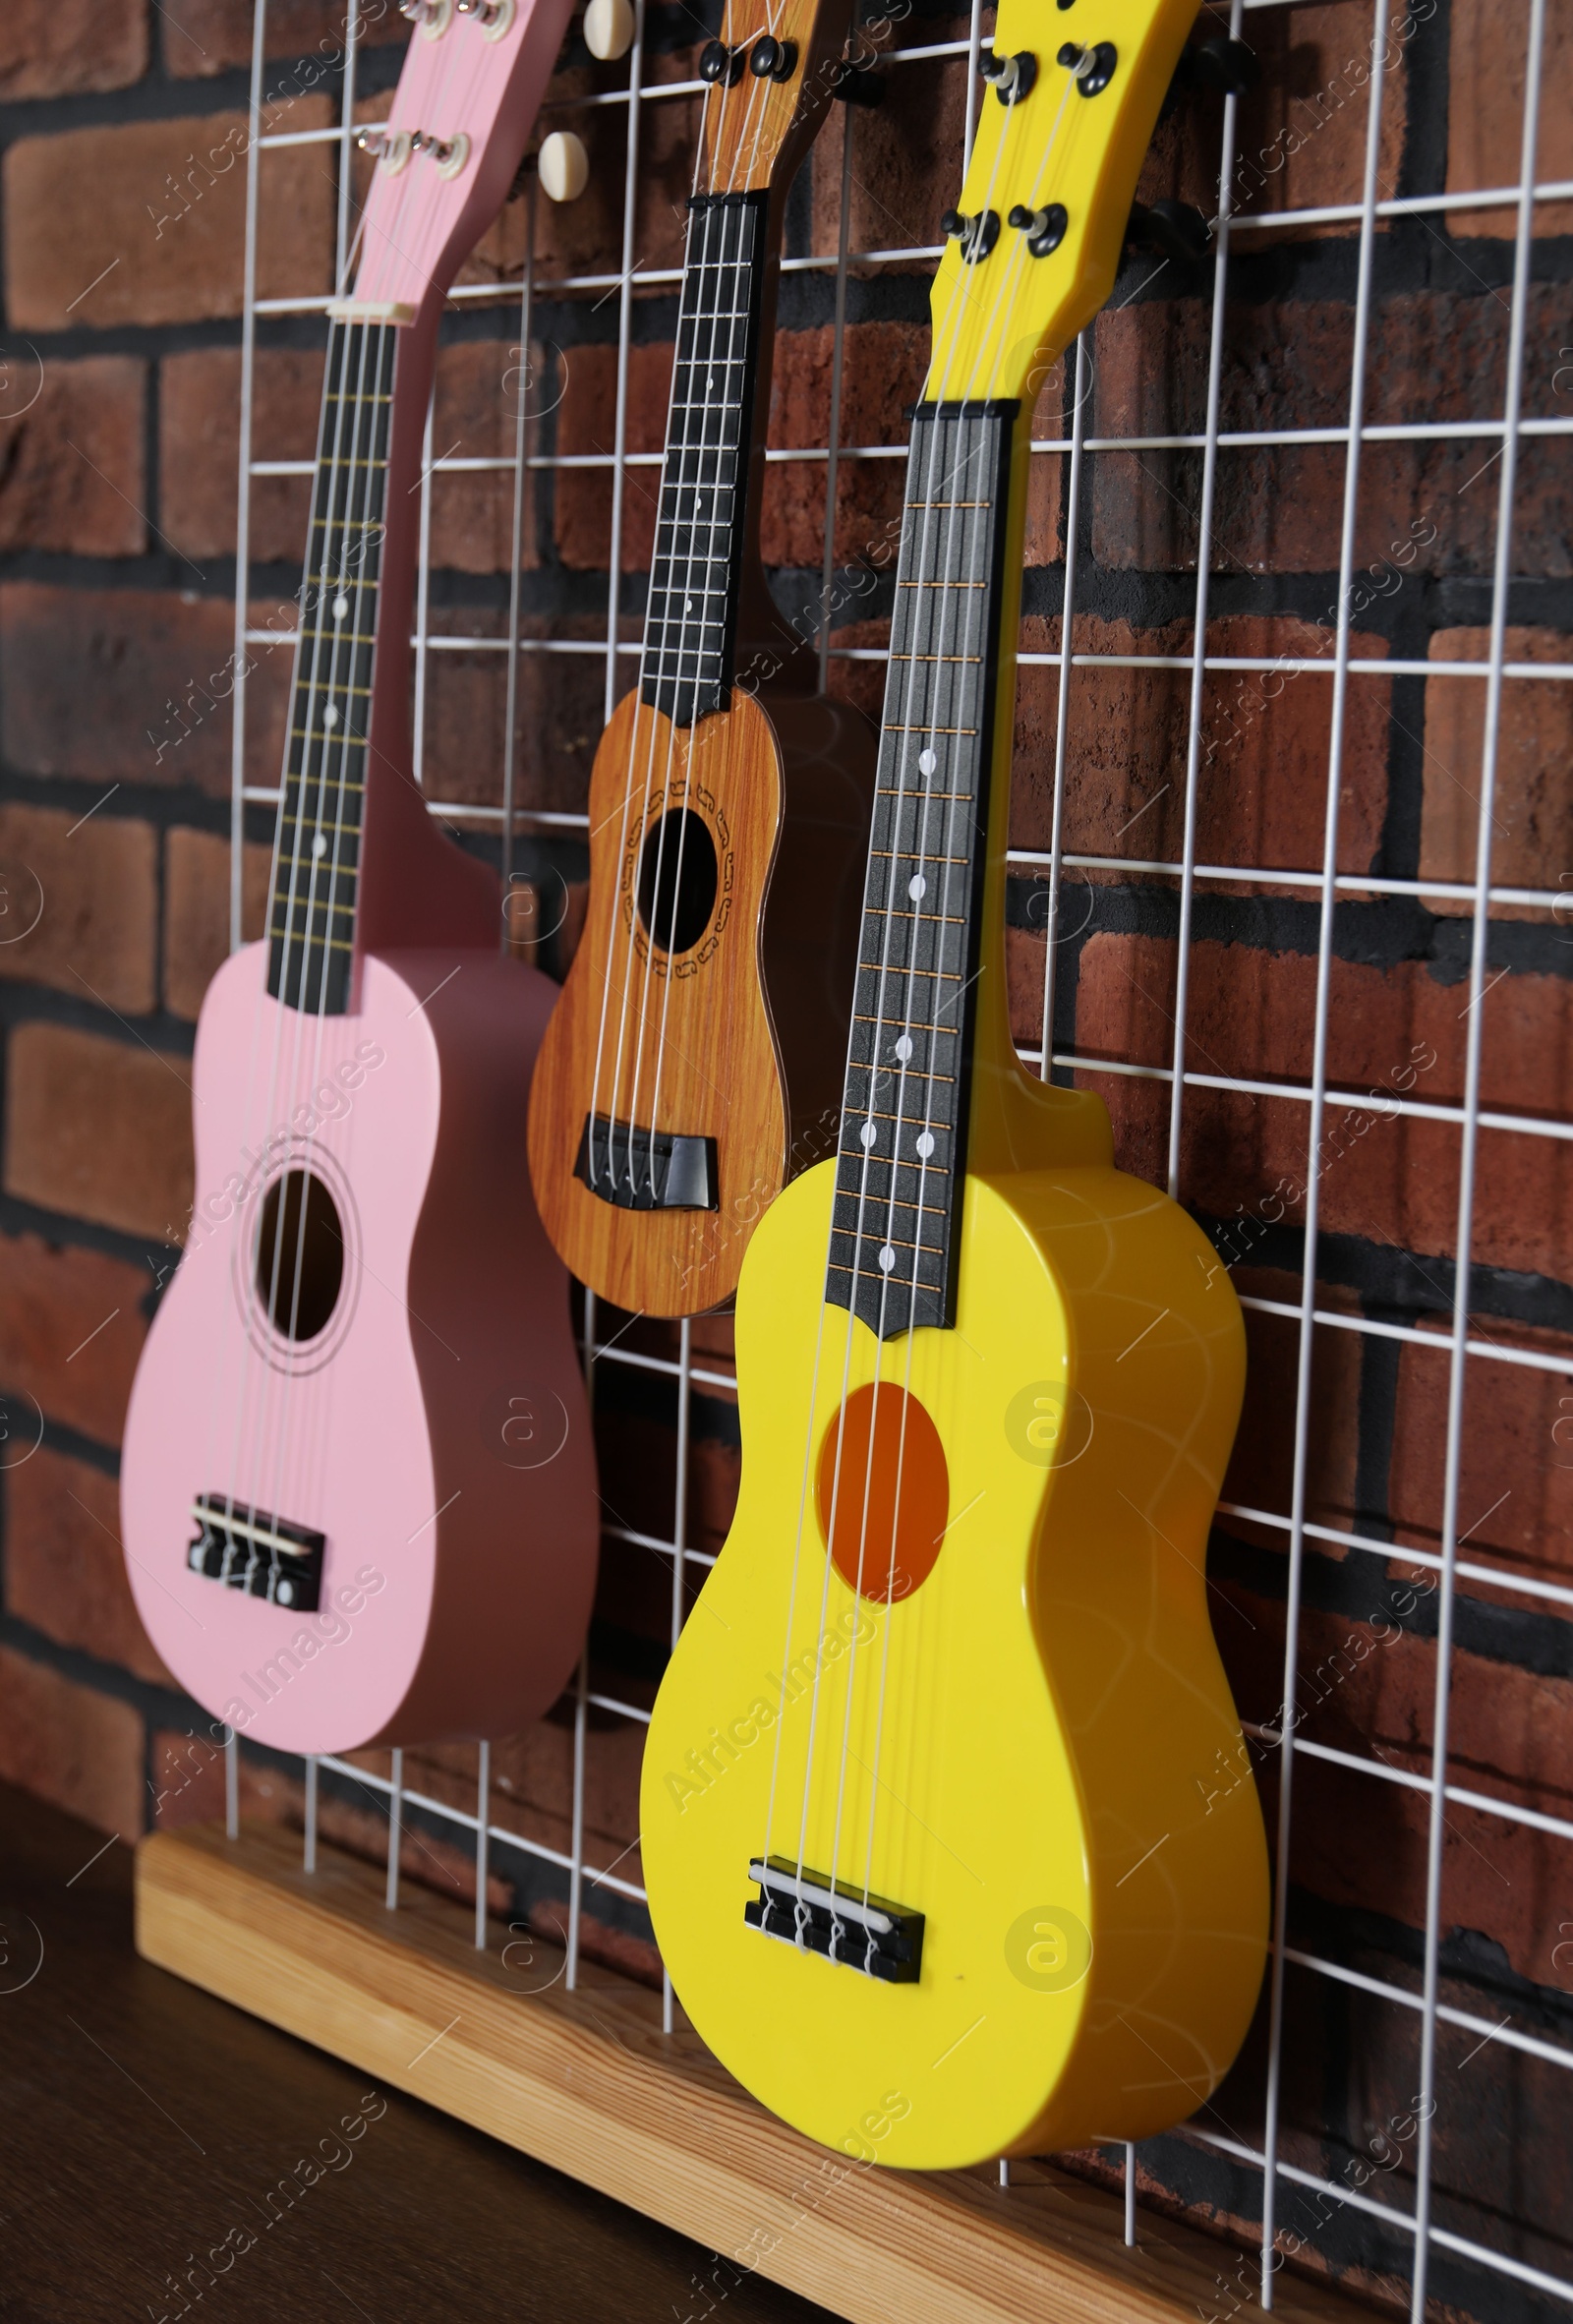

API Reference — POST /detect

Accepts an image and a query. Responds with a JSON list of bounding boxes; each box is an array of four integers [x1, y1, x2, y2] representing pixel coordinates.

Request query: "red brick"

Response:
[[1219, 1267, 1365, 1549], [150, 1729, 225, 1827], [1009, 613, 1390, 881], [529, 51, 698, 297], [0, 358, 146, 559], [162, 826, 271, 1023], [1074, 935, 1573, 1281], [1447, 0, 1573, 237], [0, 1231, 148, 1447], [1421, 627, 1573, 915], [0, 1645, 144, 1838], [809, 23, 970, 276], [0, 802, 157, 1016], [762, 322, 929, 572], [1390, 1322, 1573, 1599], [1092, 287, 1573, 578], [1222, 0, 1409, 236], [160, 346, 321, 565], [1219, 1598, 1571, 1989], [1022, 363, 1066, 569], [430, 339, 539, 575], [267, 1742, 511, 1910], [553, 342, 672, 572], [159, 0, 406, 77], [4, 100, 333, 333], [159, 339, 520, 574], [6, 1448, 171, 1686], [4, 1022, 194, 1242], [0, 582, 290, 797], [0, 0, 147, 97], [419, 610, 610, 818]]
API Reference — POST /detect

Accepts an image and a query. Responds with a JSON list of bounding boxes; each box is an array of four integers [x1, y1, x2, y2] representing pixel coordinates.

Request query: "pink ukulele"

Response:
[[121, 0, 598, 1756]]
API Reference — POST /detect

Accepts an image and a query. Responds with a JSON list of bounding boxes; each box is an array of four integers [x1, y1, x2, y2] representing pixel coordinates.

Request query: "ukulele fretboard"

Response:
[[639, 192, 768, 727], [826, 402, 1015, 1338], [266, 319, 398, 1015]]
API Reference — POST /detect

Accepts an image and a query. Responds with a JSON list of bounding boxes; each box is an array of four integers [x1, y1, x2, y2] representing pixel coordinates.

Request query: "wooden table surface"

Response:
[[0, 1780, 835, 2324]]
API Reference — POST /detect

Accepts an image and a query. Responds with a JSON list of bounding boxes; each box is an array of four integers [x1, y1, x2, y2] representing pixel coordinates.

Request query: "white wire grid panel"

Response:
[[219, 1, 1573, 2318]]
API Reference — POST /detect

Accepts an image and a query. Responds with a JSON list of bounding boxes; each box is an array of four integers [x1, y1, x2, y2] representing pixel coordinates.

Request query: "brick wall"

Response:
[[0, 3, 1569, 2319]]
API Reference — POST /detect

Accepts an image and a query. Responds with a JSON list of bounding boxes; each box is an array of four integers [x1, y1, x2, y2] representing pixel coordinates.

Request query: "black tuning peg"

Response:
[[1125, 199, 1210, 264], [831, 55, 885, 104], [1160, 35, 1259, 119], [699, 38, 746, 86]]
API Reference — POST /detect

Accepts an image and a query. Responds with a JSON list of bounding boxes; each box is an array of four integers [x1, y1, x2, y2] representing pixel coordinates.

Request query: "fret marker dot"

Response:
[[322, 704, 339, 729], [918, 748, 938, 775], [312, 834, 327, 859], [895, 1034, 913, 1061], [915, 1131, 936, 1159], [908, 874, 926, 901], [859, 1122, 878, 1148], [878, 1245, 897, 1273], [332, 595, 349, 620]]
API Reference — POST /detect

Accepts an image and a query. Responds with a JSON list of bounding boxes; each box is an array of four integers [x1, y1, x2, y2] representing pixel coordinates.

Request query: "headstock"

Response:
[[699, 0, 856, 196], [924, 0, 1198, 406], [342, 0, 579, 320]]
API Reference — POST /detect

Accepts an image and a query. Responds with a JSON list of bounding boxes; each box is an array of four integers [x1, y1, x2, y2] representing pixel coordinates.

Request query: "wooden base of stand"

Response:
[[136, 1824, 1360, 2324]]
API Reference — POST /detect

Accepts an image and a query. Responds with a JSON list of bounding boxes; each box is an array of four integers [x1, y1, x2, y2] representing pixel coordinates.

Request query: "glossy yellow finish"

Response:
[[642, 1161, 1266, 2166], [642, 0, 1269, 2169], [926, 0, 1194, 410]]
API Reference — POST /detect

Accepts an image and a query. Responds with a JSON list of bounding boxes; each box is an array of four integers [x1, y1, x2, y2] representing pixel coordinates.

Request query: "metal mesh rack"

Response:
[[221, 2, 1573, 2318]]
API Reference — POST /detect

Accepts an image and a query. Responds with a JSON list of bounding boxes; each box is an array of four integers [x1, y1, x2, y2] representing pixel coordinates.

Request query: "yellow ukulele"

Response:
[[641, 0, 1269, 2169]]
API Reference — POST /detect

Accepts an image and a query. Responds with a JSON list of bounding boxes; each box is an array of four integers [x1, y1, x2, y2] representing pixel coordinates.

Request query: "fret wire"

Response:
[[269, 318, 396, 1015], [828, 404, 1014, 1338]]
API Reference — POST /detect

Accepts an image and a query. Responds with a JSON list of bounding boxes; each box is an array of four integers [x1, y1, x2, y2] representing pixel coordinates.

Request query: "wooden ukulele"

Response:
[[641, 0, 1270, 2167], [121, 0, 599, 1756], [525, 0, 877, 1319]]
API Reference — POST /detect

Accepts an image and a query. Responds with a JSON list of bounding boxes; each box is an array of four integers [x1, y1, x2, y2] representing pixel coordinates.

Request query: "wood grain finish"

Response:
[[136, 1821, 1375, 2324], [703, 0, 855, 195], [0, 1781, 828, 2324], [528, 686, 873, 1316]]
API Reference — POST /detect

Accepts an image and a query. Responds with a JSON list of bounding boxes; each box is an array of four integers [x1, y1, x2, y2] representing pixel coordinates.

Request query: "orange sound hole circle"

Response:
[[816, 1384, 950, 1606]]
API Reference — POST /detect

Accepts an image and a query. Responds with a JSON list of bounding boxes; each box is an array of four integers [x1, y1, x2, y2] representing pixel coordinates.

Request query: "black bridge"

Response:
[[576, 1114, 718, 1212], [188, 1495, 324, 1612], [744, 1855, 924, 1984]]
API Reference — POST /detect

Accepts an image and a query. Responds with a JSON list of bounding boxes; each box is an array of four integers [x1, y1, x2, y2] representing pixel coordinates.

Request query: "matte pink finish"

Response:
[[121, 943, 599, 1754]]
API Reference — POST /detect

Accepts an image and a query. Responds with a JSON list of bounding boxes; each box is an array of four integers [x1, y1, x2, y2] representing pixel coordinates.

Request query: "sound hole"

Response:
[[256, 1170, 344, 1342], [636, 809, 718, 956], [816, 1383, 950, 1605]]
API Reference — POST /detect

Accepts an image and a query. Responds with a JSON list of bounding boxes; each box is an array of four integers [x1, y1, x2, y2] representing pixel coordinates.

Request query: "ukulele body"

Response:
[[122, 941, 598, 1755], [640, 1137, 1267, 2167], [528, 683, 874, 1316]]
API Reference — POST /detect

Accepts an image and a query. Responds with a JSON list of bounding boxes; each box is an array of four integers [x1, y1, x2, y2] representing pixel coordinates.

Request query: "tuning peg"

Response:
[[1161, 35, 1259, 118], [1008, 200, 1068, 259], [1124, 199, 1210, 264], [1056, 39, 1118, 97], [940, 207, 1001, 263], [399, 0, 453, 33], [455, 0, 516, 31], [978, 47, 1037, 106], [539, 129, 590, 203], [584, 0, 634, 61], [831, 55, 884, 104], [699, 38, 745, 86], [749, 33, 797, 81]]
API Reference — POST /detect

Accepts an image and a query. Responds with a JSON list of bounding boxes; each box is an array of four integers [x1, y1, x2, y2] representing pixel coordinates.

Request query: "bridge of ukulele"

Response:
[[575, 1113, 719, 1212], [187, 1494, 325, 1613], [744, 1854, 925, 1984]]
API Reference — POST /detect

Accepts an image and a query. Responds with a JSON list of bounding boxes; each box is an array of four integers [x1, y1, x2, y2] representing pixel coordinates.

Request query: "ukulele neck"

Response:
[[266, 317, 398, 1016], [639, 192, 771, 728], [826, 401, 1017, 1337]]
